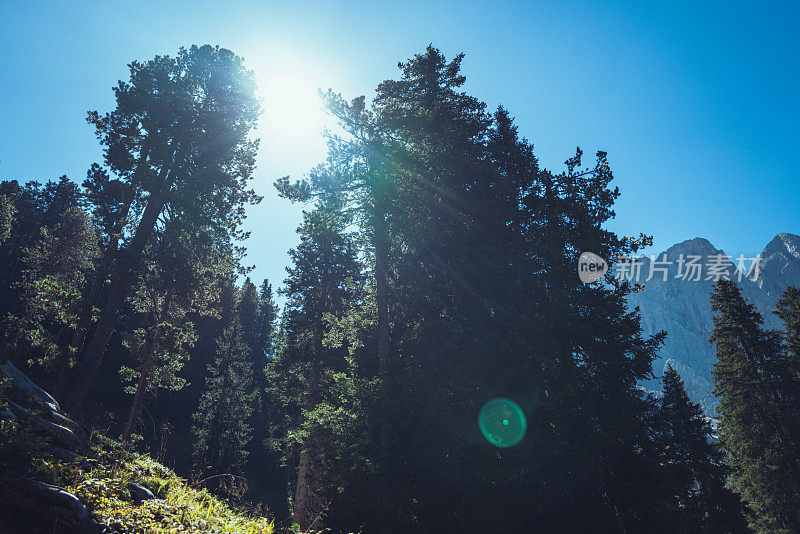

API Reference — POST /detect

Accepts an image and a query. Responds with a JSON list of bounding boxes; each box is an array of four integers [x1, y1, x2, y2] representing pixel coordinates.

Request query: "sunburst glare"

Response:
[[253, 60, 329, 147]]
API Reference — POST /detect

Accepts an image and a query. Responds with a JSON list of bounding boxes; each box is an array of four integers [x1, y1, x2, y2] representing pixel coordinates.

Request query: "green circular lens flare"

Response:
[[479, 398, 526, 448]]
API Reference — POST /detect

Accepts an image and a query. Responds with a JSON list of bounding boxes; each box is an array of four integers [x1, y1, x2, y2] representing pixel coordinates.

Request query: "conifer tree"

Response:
[[657, 364, 749, 533], [268, 205, 363, 530], [711, 280, 800, 532], [279, 46, 664, 532], [238, 279, 260, 353], [69, 45, 261, 414], [235, 276, 282, 501], [256, 280, 278, 365], [192, 319, 256, 475], [775, 286, 800, 361]]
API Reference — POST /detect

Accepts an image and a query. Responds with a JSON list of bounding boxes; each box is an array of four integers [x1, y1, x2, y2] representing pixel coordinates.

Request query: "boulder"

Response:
[[6, 400, 85, 452], [126, 482, 155, 504], [4, 360, 61, 412], [47, 409, 88, 442], [43, 445, 92, 470], [0, 478, 102, 533]]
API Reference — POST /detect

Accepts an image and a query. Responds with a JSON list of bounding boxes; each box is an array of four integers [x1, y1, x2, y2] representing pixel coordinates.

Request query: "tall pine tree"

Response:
[[268, 205, 363, 530], [69, 45, 261, 414], [193, 290, 256, 476], [280, 46, 669, 532], [711, 280, 800, 532], [656, 363, 749, 533]]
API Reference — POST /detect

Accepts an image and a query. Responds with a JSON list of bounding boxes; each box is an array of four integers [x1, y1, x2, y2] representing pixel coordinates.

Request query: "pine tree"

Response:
[[253, 279, 278, 442], [775, 286, 800, 361], [279, 46, 666, 532], [249, 281, 277, 446], [268, 205, 363, 530], [235, 276, 284, 504], [69, 45, 262, 414], [656, 364, 749, 532], [256, 280, 278, 364], [711, 279, 800, 532], [192, 320, 256, 476], [238, 279, 260, 354]]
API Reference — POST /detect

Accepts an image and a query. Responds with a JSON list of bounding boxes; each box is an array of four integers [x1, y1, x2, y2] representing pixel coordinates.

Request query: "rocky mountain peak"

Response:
[[762, 232, 800, 260], [663, 237, 721, 258], [748, 232, 800, 298], [628, 232, 800, 416]]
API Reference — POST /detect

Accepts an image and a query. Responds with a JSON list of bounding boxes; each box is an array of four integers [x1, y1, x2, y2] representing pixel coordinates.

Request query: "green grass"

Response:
[[33, 435, 275, 534]]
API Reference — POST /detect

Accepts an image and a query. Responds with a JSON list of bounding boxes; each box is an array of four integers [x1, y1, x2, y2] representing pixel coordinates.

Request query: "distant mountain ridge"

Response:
[[626, 232, 800, 415]]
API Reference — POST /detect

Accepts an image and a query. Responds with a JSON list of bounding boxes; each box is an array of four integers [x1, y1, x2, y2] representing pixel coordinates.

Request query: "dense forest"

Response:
[[2, 44, 800, 533]]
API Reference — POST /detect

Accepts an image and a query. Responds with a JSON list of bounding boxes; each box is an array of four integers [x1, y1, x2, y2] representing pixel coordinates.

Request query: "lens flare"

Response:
[[479, 398, 526, 448]]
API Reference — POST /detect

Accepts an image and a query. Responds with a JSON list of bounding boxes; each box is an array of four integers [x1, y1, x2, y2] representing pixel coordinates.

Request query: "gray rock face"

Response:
[[748, 233, 800, 301], [626, 233, 800, 415]]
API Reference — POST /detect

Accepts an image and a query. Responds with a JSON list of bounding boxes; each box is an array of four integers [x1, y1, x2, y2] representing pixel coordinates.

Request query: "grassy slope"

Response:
[[34, 435, 276, 534]]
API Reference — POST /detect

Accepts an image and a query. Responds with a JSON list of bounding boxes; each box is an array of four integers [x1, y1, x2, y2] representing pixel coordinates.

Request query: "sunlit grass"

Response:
[[35, 436, 274, 534]]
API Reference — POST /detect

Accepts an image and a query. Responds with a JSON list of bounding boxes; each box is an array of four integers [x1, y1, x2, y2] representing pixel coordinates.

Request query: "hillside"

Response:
[[0, 362, 277, 534]]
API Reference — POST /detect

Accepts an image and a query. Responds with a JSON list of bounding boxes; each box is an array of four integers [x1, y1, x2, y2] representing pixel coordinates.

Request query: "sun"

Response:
[[240, 42, 338, 172], [254, 64, 329, 144]]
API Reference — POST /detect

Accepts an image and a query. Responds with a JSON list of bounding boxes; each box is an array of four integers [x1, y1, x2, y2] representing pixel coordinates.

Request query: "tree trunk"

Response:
[[293, 359, 320, 531], [122, 362, 151, 442], [122, 288, 171, 443], [67, 256, 110, 358], [57, 145, 149, 400], [67, 191, 167, 415], [293, 447, 314, 530], [68, 183, 135, 352]]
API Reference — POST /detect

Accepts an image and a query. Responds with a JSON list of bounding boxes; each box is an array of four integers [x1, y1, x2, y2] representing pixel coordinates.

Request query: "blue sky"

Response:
[[1, 1, 798, 301]]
